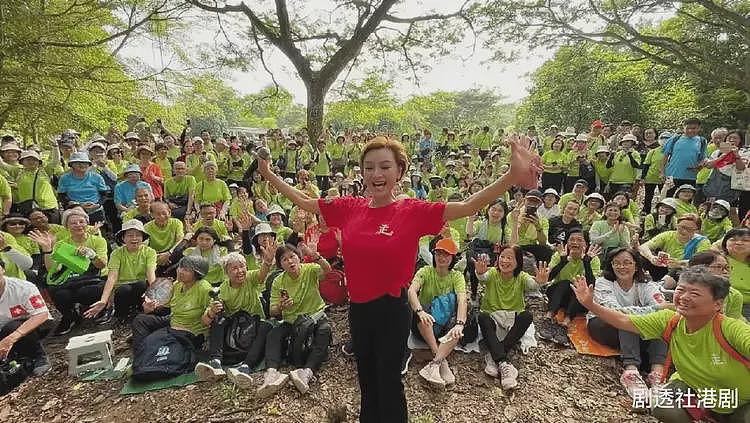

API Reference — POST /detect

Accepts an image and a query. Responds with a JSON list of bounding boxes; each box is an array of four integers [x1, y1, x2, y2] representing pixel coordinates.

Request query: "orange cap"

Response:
[[434, 238, 459, 255]]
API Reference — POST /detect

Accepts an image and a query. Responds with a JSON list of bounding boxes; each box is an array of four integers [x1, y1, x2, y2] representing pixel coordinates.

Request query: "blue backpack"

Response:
[[429, 292, 457, 336]]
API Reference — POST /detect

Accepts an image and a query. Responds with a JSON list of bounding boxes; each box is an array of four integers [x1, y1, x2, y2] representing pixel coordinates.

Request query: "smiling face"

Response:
[[195, 232, 215, 251], [673, 282, 720, 318], [71, 162, 89, 174], [567, 232, 587, 257], [612, 194, 628, 208], [125, 172, 140, 183], [135, 188, 150, 207], [123, 229, 144, 249], [562, 201, 579, 219], [488, 203, 505, 222], [605, 205, 621, 221], [725, 233, 750, 258], [226, 260, 247, 284], [67, 214, 87, 236], [610, 250, 637, 282], [658, 204, 674, 216], [497, 248, 517, 275], [200, 206, 216, 222], [433, 249, 453, 270], [152, 202, 170, 226], [29, 211, 49, 230], [177, 266, 197, 284], [676, 218, 699, 243], [268, 213, 283, 227], [5, 220, 25, 235], [362, 147, 402, 200], [677, 190, 694, 202]]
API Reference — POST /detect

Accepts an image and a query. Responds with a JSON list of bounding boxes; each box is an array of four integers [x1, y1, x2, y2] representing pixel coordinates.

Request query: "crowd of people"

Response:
[[0, 117, 748, 422]]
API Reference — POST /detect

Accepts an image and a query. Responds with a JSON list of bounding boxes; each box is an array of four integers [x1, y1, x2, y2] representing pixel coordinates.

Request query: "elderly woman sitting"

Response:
[[194, 246, 276, 388]]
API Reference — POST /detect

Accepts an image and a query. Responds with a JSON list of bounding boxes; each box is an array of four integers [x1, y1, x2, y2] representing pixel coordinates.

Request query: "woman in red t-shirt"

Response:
[[136, 145, 164, 200], [258, 135, 540, 423]]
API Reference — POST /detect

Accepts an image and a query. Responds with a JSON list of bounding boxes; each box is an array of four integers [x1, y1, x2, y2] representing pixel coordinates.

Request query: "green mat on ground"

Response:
[[120, 372, 200, 395]]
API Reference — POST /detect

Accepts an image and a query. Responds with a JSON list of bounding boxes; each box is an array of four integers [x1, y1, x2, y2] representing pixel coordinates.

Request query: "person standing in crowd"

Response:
[[660, 118, 707, 196], [257, 135, 539, 423]]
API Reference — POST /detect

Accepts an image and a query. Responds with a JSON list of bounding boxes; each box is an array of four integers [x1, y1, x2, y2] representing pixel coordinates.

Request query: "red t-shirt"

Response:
[[304, 225, 340, 260], [318, 197, 446, 303]]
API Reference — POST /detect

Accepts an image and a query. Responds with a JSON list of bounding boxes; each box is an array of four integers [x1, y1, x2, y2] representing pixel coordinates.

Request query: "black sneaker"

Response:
[[341, 340, 354, 356], [31, 352, 52, 376], [401, 351, 412, 376], [53, 318, 75, 336], [94, 308, 114, 326]]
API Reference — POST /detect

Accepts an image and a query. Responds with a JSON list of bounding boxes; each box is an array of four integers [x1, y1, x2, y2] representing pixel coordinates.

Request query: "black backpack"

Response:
[[459, 305, 480, 347], [222, 311, 260, 365], [132, 327, 197, 382], [288, 315, 316, 367], [0, 360, 28, 395]]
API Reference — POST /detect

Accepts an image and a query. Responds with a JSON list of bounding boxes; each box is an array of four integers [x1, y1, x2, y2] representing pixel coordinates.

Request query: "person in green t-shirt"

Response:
[[465, 199, 510, 298], [182, 226, 227, 287], [131, 255, 212, 360], [258, 243, 332, 399], [144, 201, 185, 274], [639, 213, 711, 280], [544, 229, 602, 327], [673, 184, 698, 218], [164, 161, 196, 220], [15, 150, 59, 214], [571, 267, 750, 421], [474, 245, 549, 390], [607, 135, 641, 193], [700, 200, 733, 243], [408, 239, 467, 389], [191, 203, 230, 242], [194, 161, 231, 219], [509, 190, 551, 262], [194, 248, 276, 386], [541, 137, 566, 192], [642, 198, 678, 242], [0, 173, 12, 215], [722, 228, 750, 319], [85, 219, 157, 323]]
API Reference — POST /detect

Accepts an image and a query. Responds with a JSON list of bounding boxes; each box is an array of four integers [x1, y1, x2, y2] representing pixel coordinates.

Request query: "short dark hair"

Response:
[[678, 266, 730, 300], [601, 248, 646, 283], [193, 226, 220, 244], [683, 117, 701, 126], [497, 244, 524, 277], [275, 244, 302, 269], [688, 250, 725, 267], [564, 227, 588, 245], [721, 227, 750, 253]]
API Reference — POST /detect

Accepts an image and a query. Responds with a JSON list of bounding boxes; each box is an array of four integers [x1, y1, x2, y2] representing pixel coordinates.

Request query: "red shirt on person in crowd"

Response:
[[318, 196, 445, 303]]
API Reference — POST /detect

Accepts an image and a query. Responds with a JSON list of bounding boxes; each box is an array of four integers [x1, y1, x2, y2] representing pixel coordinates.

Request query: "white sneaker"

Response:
[[498, 361, 519, 390], [227, 364, 254, 390], [195, 359, 225, 382], [289, 368, 314, 394], [257, 368, 289, 398], [484, 353, 498, 378], [439, 359, 455, 385], [418, 362, 445, 389]]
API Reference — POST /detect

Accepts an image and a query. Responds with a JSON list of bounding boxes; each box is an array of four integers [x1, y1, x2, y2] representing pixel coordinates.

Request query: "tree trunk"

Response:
[[306, 83, 326, 143]]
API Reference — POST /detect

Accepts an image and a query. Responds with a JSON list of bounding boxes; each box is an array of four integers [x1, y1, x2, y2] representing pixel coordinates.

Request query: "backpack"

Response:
[[459, 304, 480, 346], [0, 360, 28, 395], [429, 292, 457, 337], [222, 311, 261, 365], [660, 313, 750, 384], [132, 327, 197, 382], [288, 315, 317, 367]]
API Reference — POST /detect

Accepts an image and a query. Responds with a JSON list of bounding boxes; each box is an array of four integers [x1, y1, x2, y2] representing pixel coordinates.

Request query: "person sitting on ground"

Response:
[[537, 188, 560, 220], [543, 228, 601, 329], [257, 243, 332, 398], [474, 244, 550, 390], [194, 161, 230, 220], [700, 199, 733, 243], [408, 239, 468, 389], [642, 198, 678, 242], [0, 261, 52, 377], [587, 247, 671, 400], [465, 199, 509, 300], [639, 213, 711, 281], [266, 204, 294, 244], [572, 266, 750, 422], [114, 164, 152, 218], [2, 215, 37, 257], [578, 193, 605, 232], [190, 203, 231, 243], [15, 150, 59, 222], [194, 247, 276, 387], [143, 201, 185, 276], [558, 179, 588, 211], [547, 199, 581, 245], [56, 151, 110, 224], [721, 228, 750, 320], [121, 187, 153, 224], [509, 190, 551, 262], [589, 202, 631, 258], [672, 184, 698, 218], [163, 161, 195, 220], [182, 227, 227, 287], [84, 219, 157, 324], [610, 191, 639, 227], [29, 209, 108, 335], [130, 256, 212, 363]]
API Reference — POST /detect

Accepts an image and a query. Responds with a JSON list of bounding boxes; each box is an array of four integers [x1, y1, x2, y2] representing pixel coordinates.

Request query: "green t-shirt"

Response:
[[471, 220, 506, 244], [14, 235, 38, 255], [642, 146, 666, 184], [219, 269, 265, 318], [728, 256, 750, 304], [144, 218, 184, 253], [186, 152, 217, 182], [592, 159, 612, 184], [644, 231, 711, 261], [107, 159, 128, 179], [192, 219, 229, 241], [449, 217, 468, 244], [154, 157, 173, 180], [270, 263, 325, 323], [696, 143, 718, 184], [725, 287, 746, 320], [480, 269, 537, 313], [609, 150, 640, 184], [674, 199, 698, 219], [0, 174, 12, 200], [414, 267, 466, 306], [565, 150, 586, 177], [328, 143, 345, 161], [272, 225, 294, 243], [122, 207, 150, 223], [507, 214, 549, 246], [1, 252, 25, 280], [108, 245, 157, 285], [169, 279, 212, 336], [559, 193, 586, 212], [52, 235, 109, 277], [182, 246, 227, 286], [630, 309, 750, 414], [541, 150, 566, 174], [164, 175, 196, 199], [195, 179, 231, 205], [701, 218, 733, 243], [548, 253, 601, 284], [15, 169, 58, 209], [313, 150, 330, 176]]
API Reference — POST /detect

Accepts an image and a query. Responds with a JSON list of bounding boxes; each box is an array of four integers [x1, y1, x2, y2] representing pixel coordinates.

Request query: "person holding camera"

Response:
[[509, 190, 551, 263], [607, 134, 641, 195], [589, 202, 631, 260], [541, 136, 566, 192]]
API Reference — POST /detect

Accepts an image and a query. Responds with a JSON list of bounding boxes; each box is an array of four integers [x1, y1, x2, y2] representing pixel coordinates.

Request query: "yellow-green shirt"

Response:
[[169, 279, 212, 336], [270, 263, 325, 323], [479, 269, 537, 313], [144, 218, 184, 253], [108, 244, 157, 285], [219, 269, 265, 318]]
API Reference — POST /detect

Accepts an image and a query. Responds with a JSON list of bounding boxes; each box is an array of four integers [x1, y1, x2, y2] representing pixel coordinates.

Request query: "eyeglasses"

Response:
[[612, 261, 635, 268], [708, 264, 730, 272], [677, 224, 698, 231]]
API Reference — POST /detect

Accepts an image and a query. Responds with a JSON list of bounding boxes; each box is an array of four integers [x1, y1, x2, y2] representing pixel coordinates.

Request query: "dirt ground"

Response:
[[0, 298, 655, 423]]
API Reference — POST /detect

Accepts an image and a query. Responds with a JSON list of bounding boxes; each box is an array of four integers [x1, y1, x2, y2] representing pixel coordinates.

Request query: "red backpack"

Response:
[[660, 313, 750, 384]]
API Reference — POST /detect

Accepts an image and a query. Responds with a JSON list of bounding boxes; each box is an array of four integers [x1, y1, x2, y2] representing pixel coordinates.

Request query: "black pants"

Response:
[[114, 281, 148, 319], [316, 176, 330, 193], [738, 190, 750, 221], [208, 316, 271, 367], [546, 280, 587, 319], [350, 291, 411, 423], [0, 319, 44, 362], [131, 314, 203, 355], [643, 183, 662, 214], [608, 183, 633, 197], [478, 310, 532, 362], [264, 318, 331, 371], [665, 179, 695, 197], [49, 280, 104, 323], [588, 318, 667, 368], [541, 172, 564, 193], [564, 176, 581, 193]]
